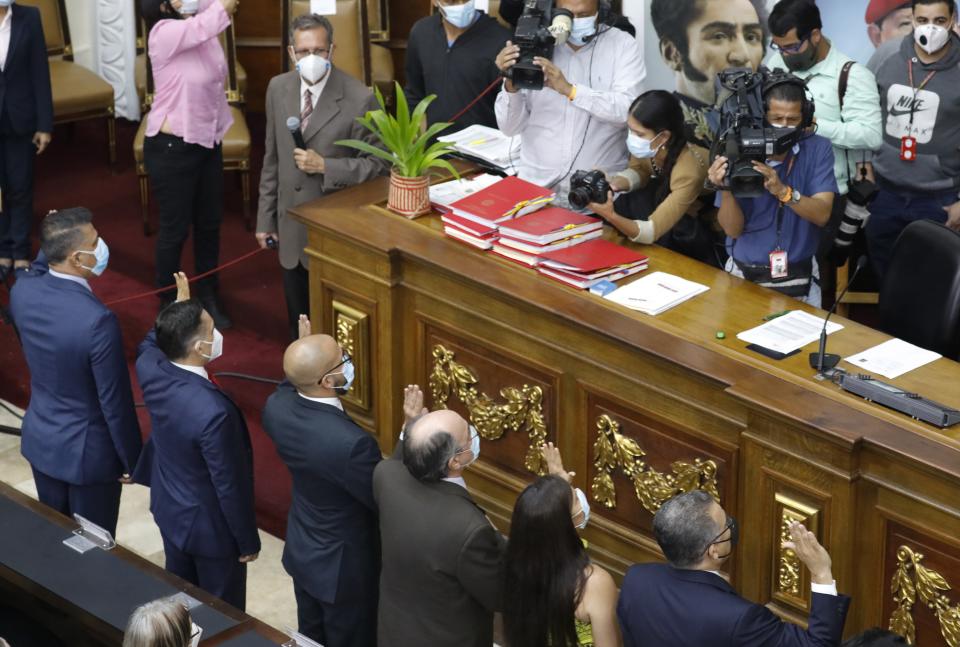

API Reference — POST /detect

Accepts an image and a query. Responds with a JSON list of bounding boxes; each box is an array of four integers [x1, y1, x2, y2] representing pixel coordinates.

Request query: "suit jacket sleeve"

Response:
[[337, 433, 381, 512], [257, 78, 280, 233], [30, 10, 54, 134], [198, 410, 261, 556], [321, 93, 389, 191], [456, 521, 506, 613], [90, 311, 142, 474], [733, 592, 851, 647]]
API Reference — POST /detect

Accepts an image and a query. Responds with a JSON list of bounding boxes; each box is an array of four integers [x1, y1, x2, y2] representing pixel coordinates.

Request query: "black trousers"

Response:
[[162, 533, 247, 611], [31, 467, 122, 537], [0, 110, 36, 261], [283, 263, 310, 341], [144, 133, 223, 298], [293, 583, 377, 647]]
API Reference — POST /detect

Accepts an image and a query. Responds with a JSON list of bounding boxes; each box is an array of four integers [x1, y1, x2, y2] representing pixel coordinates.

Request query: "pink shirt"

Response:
[[146, 0, 233, 149]]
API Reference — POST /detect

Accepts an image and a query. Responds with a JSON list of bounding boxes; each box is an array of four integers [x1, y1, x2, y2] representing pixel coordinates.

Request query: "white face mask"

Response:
[[573, 487, 591, 529], [568, 14, 597, 46], [197, 328, 223, 362], [179, 0, 199, 14], [626, 132, 662, 159], [296, 54, 330, 85], [914, 23, 950, 55]]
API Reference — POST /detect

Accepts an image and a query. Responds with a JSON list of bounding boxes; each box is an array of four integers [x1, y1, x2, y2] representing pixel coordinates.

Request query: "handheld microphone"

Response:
[[286, 116, 307, 150], [809, 255, 868, 373]]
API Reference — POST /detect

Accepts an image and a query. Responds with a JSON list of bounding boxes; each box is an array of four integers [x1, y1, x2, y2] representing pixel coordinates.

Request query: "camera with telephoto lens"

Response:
[[505, 0, 573, 91], [712, 67, 811, 198], [568, 170, 611, 210], [832, 170, 879, 257]]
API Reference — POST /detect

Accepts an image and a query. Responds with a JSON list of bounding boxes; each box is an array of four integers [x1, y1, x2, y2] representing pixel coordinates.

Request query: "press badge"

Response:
[[769, 250, 788, 279], [900, 136, 917, 162]]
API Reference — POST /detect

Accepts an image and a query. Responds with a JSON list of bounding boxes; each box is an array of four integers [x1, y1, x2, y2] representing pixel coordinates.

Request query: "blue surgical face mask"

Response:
[[332, 359, 355, 395], [469, 424, 480, 461], [568, 14, 597, 46], [77, 237, 110, 276], [440, 0, 476, 29], [627, 132, 662, 160], [573, 487, 591, 529]]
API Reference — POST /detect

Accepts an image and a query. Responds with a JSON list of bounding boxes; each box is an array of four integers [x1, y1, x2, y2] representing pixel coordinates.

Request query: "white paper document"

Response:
[[429, 173, 501, 209], [605, 271, 709, 315], [843, 338, 941, 379], [310, 0, 337, 14], [438, 125, 520, 174], [736, 310, 843, 355]]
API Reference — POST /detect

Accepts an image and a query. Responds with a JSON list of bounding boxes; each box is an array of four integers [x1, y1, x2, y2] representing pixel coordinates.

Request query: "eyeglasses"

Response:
[[770, 39, 808, 55], [321, 351, 352, 379], [293, 48, 330, 58], [455, 427, 478, 455]]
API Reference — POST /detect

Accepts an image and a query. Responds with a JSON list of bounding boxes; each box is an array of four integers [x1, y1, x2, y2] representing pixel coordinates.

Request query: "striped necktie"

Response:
[[301, 89, 314, 129]]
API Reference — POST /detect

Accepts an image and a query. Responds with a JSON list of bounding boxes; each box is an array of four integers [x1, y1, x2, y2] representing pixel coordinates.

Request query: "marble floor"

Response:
[[0, 399, 298, 633]]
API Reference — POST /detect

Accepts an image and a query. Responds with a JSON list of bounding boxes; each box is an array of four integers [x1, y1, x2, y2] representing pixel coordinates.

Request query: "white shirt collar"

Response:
[[297, 392, 343, 410], [443, 476, 468, 490], [48, 268, 91, 291], [299, 69, 331, 110], [171, 362, 209, 381]]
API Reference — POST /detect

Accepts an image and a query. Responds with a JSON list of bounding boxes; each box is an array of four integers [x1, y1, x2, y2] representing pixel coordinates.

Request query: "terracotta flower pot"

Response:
[[387, 171, 431, 218]]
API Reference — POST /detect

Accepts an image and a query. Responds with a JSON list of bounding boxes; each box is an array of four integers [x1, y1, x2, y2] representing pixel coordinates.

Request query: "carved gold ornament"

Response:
[[428, 345, 547, 474], [591, 414, 719, 512], [773, 494, 820, 611], [889, 545, 960, 646], [332, 301, 369, 409]]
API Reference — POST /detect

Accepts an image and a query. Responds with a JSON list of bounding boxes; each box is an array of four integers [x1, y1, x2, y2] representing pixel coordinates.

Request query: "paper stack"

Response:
[[492, 207, 604, 267], [605, 271, 709, 315], [537, 239, 648, 289], [438, 125, 520, 174]]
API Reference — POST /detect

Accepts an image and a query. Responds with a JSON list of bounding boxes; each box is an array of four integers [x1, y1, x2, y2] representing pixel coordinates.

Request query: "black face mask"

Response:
[[783, 38, 818, 72], [710, 515, 738, 560]]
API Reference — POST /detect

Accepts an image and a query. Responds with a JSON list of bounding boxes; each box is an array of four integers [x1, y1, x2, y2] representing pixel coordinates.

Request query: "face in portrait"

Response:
[[866, 2, 914, 47], [651, 0, 768, 106]]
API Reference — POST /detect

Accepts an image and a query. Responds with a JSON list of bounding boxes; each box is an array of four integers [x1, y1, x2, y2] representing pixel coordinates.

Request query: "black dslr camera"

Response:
[[505, 0, 573, 91], [713, 67, 812, 198], [831, 168, 879, 260], [568, 170, 611, 210]]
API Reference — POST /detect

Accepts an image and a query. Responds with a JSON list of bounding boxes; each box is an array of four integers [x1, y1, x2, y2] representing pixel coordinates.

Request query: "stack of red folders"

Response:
[[491, 207, 604, 267], [445, 176, 555, 229], [537, 239, 649, 289], [441, 213, 499, 250]]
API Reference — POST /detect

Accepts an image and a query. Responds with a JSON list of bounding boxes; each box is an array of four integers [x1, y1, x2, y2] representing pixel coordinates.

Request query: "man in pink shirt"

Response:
[[141, 0, 238, 328]]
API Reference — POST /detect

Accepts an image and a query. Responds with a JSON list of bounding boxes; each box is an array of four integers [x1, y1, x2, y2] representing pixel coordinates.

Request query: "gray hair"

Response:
[[290, 13, 334, 45], [402, 415, 458, 482], [122, 597, 191, 647], [40, 207, 94, 264], [653, 490, 721, 569]]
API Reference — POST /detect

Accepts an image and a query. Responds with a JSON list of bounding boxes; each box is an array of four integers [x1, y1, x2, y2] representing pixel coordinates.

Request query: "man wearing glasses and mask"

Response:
[[256, 14, 387, 341], [617, 490, 850, 646], [262, 316, 383, 647]]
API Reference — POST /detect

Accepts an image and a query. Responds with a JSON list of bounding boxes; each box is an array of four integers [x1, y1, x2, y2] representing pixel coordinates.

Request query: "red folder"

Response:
[[441, 214, 498, 239], [449, 176, 554, 227], [539, 239, 648, 273], [497, 207, 602, 244], [539, 264, 648, 289]]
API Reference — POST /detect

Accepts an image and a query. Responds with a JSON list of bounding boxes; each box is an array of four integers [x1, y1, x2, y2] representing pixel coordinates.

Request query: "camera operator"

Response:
[[708, 80, 837, 307], [586, 91, 719, 266], [494, 0, 646, 203]]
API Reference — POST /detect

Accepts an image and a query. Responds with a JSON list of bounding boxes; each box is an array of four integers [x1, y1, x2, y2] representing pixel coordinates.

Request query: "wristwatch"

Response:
[[791, 187, 802, 204]]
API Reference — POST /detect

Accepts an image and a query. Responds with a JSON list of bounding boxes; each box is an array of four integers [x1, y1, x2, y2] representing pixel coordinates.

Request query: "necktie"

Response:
[[301, 89, 314, 129]]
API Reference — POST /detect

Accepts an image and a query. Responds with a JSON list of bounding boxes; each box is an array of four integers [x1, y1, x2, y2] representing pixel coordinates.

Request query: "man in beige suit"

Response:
[[257, 13, 387, 340]]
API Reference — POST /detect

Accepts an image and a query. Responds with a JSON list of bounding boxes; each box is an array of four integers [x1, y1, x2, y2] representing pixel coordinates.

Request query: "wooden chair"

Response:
[[132, 21, 252, 236], [19, 0, 116, 165], [282, 0, 394, 89]]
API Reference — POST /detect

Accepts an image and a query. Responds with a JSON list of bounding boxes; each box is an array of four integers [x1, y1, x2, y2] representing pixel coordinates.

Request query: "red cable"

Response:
[[103, 247, 267, 307], [448, 76, 504, 124]]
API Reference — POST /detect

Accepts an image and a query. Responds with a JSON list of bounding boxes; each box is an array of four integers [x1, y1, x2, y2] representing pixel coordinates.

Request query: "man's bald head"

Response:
[[403, 409, 469, 481], [283, 334, 342, 392]]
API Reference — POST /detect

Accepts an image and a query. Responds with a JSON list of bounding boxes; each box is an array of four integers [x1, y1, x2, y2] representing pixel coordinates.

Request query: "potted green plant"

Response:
[[336, 81, 459, 218]]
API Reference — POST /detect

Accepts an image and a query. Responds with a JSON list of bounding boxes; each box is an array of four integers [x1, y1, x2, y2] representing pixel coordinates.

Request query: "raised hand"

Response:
[[403, 384, 428, 424], [174, 271, 190, 302], [542, 442, 575, 484], [298, 314, 311, 340], [783, 522, 833, 585]]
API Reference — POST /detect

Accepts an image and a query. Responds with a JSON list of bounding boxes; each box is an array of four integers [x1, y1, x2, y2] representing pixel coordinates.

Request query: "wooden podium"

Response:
[[291, 173, 960, 643]]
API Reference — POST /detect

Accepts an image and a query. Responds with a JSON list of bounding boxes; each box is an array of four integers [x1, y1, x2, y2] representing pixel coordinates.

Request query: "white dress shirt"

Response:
[[495, 25, 646, 200], [0, 9, 12, 73], [298, 392, 343, 410], [443, 476, 467, 490], [708, 570, 837, 596], [300, 67, 332, 116], [48, 268, 91, 291], [171, 362, 209, 381]]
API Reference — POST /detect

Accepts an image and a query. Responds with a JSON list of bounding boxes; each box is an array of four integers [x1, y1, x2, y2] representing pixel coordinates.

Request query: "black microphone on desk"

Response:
[[809, 255, 868, 373], [286, 116, 307, 150]]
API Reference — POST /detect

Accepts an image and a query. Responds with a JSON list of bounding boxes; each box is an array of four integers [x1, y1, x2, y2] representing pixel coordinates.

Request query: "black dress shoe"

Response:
[[200, 297, 233, 330]]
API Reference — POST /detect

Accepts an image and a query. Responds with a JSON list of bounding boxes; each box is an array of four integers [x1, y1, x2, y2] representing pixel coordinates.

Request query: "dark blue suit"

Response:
[[134, 331, 260, 610], [617, 563, 851, 647], [9, 264, 141, 536], [262, 383, 382, 647], [0, 4, 53, 260]]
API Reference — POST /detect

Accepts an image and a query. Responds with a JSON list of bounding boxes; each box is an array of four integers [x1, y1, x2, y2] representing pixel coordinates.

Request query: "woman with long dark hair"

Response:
[[588, 89, 721, 266], [503, 461, 620, 647]]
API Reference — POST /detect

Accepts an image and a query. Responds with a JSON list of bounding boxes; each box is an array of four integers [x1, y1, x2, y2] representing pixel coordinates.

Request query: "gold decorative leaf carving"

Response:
[[332, 301, 369, 409], [428, 345, 547, 474], [889, 545, 960, 646], [772, 494, 819, 610], [590, 414, 719, 512]]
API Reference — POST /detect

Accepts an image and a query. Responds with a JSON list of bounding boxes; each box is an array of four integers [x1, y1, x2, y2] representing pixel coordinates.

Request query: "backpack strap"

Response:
[[838, 60, 856, 114]]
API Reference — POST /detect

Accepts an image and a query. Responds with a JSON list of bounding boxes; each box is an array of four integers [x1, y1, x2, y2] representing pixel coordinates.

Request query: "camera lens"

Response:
[[568, 188, 590, 210]]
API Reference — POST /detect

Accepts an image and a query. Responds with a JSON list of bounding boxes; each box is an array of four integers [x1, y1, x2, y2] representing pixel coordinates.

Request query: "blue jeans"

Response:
[[866, 180, 954, 282]]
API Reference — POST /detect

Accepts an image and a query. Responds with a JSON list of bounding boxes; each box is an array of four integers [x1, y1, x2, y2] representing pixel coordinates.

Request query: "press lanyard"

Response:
[[907, 60, 937, 127], [774, 153, 797, 251]]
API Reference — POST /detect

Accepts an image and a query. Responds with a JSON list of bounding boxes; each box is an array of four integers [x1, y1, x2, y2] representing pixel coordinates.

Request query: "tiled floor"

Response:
[[0, 400, 297, 633]]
